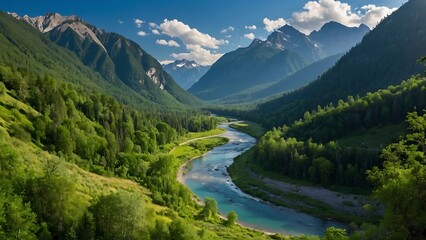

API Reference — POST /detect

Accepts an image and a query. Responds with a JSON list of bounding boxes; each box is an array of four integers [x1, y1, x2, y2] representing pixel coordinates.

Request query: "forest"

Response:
[[1, 1, 426, 238], [0, 65, 257, 239], [250, 75, 426, 188]]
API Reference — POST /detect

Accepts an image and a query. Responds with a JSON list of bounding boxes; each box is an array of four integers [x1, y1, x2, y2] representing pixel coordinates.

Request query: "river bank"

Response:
[[227, 149, 377, 225], [182, 123, 347, 236]]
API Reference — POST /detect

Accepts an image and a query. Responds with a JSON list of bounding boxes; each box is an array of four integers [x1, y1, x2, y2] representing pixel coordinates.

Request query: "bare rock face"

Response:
[[15, 12, 106, 52]]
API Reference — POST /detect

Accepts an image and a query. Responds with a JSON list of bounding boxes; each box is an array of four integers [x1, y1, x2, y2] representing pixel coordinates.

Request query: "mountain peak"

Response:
[[17, 13, 106, 52], [249, 38, 265, 48], [163, 59, 209, 90], [267, 25, 307, 50], [167, 59, 202, 69], [276, 24, 302, 35]]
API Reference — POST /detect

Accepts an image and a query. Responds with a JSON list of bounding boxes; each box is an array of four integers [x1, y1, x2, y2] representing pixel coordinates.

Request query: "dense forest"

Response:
[[2, 0, 426, 238], [250, 75, 426, 188], [0, 65, 241, 239]]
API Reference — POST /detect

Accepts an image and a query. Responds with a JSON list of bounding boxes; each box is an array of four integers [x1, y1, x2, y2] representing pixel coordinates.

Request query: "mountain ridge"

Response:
[[189, 22, 367, 102], [254, 0, 426, 128], [13, 12, 200, 107]]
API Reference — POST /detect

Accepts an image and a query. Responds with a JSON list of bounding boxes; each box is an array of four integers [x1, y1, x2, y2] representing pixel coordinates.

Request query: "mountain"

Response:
[[16, 12, 199, 107], [254, 0, 426, 128], [189, 23, 368, 102], [267, 25, 326, 62], [163, 59, 209, 90], [220, 53, 343, 104], [309, 22, 370, 56], [189, 25, 322, 101]]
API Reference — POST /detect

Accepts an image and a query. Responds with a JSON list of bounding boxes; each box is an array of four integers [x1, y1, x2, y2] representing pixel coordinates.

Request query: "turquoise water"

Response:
[[184, 123, 348, 236]]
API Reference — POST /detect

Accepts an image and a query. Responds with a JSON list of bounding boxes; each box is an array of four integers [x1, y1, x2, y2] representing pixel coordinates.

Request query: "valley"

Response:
[[0, 0, 425, 239]]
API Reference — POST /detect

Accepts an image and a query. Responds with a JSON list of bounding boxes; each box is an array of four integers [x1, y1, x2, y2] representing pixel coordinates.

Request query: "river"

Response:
[[183, 123, 348, 236]]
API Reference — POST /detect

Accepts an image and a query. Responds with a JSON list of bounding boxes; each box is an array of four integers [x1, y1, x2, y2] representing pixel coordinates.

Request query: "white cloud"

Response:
[[137, 31, 147, 36], [152, 29, 160, 35], [149, 22, 158, 28], [160, 60, 175, 65], [156, 19, 228, 66], [171, 44, 223, 66], [117, 19, 124, 24], [156, 39, 181, 47], [134, 18, 144, 28], [221, 26, 235, 34], [263, 18, 287, 32], [359, 4, 397, 28], [244, 33, 255, 40], [290, 0, 396, 34], [158, 19, 227, 49], [225, 35, 232, 38], [245, 25, 257, 30]]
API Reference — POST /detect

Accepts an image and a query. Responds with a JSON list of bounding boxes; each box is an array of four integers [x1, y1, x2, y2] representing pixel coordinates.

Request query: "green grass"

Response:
[[172, 137, 229, 162], [181, 128, 226, 142], [229, 121, 265, 139]]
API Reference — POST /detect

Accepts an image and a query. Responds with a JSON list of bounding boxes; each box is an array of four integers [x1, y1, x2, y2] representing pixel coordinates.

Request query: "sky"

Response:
[[1, 0, 408, 66]]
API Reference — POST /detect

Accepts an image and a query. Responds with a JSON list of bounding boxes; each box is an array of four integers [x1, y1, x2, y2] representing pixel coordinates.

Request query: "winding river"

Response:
[[183, 123, 348, 236]]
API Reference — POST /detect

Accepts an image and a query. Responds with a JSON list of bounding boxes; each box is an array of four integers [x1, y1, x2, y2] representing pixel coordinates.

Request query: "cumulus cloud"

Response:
[[220, 26, 235, 34], [158, 19, 227, 49], [134, 18, 144, 28], [155, 39, 181, 47], [290, 0, 396, 34], [154, 19, 227, 66], [152, 29, 160, 35], [244, 33, 255, 40], [263, 18, 287, 32], [245, 25, 257, 30], [171, 44, 223, 66], [137, 31, 147, 36], [149, 22, 158, 28]]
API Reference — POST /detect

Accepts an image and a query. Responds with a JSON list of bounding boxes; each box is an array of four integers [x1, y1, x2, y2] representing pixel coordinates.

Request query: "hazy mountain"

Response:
[[163, 59, 209, 90], [189, 23, 368, 102], [255, 0, 426, 128], [188, 25, 322, 101], [220, 53, 344, 104], [309, 21, 370, 56], [16, 12, 199, 106]]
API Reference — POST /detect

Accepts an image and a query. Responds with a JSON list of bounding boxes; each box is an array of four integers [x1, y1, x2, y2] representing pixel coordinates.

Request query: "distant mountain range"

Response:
[[309, 21, 370, 56], [11, 12, 199, 107], [189, 22, 369, 102], [163, 59, 209, 90], [254, 0, 426, 128]]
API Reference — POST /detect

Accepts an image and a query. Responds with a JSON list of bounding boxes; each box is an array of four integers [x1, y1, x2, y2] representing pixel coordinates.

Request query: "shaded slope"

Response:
[[221, 53, 343, 103], [256, 0, 426, 128]]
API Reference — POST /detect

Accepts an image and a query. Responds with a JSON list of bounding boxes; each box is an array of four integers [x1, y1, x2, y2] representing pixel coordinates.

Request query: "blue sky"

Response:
[[1, 0, 407, 65]]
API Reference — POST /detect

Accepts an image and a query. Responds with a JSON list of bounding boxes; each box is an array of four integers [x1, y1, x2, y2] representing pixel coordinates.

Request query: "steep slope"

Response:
[[189, 23, 367, 102], [163, 59, 209, 90], [221, 53, 343, 103], [267, 25, 326, 62], [17, 12, 199, 106], [256, 0, 426, 128], [309, 22, 369, 56], [189, 27, 314, 101]]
